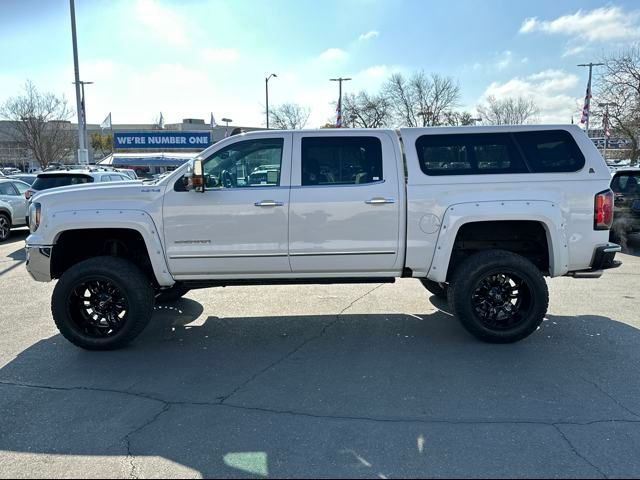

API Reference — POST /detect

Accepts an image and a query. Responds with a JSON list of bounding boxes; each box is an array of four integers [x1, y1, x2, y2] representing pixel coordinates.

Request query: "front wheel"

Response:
[[448, 250, 549, 344], [51, 257, 155, 350]]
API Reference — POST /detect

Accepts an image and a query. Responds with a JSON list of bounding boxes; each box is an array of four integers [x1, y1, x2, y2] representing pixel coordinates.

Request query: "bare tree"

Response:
[[268, 103, 310, 130], [383, 71, 461, 127], [0, 81, 75, 168], [342, 91, 392, 128], [477, 96, 540, 125], [596, 46, 640, 165]]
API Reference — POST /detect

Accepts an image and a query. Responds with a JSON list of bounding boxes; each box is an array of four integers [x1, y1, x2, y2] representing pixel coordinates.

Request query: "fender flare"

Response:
[[48, 209, 175, 287], [426, 200, 569, 283]]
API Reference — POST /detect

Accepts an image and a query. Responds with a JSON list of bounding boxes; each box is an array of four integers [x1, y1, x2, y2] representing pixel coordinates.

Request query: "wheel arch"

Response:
[[427, 201, 569, 283], [48, 210, 174, 287]]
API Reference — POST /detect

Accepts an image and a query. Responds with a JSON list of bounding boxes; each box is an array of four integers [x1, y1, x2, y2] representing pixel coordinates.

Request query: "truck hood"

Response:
[[33, 182, 167, 213]]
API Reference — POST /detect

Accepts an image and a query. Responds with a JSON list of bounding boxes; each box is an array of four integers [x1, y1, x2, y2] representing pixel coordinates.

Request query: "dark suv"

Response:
[[611, 168, 640, 241]]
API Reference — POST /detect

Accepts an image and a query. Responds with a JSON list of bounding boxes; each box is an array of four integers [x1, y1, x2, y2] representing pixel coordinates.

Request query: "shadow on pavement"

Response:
[[1, 297, 640, 478]]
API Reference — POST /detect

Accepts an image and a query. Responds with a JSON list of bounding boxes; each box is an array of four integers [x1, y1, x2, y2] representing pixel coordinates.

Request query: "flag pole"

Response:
[[578, 63, 604, 137]]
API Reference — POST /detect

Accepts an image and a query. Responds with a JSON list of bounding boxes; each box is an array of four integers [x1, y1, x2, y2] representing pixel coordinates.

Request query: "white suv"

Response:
[[25, 167, 136, 201]]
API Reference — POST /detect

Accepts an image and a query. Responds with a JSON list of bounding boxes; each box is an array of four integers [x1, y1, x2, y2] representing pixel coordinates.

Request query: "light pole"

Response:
[[598, 102, 616, 161], [222, 118, 233, 138], [73, 80, 93, 155], [330, 77, 352, 127], [69, 0, 87, 163], [265, 74, 277, 129], [578, 62, 604, 137]]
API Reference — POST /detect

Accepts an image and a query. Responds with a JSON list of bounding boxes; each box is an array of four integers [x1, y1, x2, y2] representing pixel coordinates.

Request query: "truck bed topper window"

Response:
[[416, 130, 586, 176]]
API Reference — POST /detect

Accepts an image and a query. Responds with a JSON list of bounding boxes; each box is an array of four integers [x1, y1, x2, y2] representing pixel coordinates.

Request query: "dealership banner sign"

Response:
[[113, 131, 212, 150]]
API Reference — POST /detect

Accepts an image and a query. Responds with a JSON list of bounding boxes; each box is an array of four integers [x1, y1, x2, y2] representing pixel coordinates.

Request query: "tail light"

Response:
[[594, 189, 614, 230]]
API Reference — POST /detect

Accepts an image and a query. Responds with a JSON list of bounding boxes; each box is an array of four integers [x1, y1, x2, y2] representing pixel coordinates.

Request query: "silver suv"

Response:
[[0, 178, 31, 242]]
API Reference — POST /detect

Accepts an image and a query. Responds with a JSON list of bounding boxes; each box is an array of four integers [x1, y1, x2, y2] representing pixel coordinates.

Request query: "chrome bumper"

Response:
[[25, 245, 53, 282]]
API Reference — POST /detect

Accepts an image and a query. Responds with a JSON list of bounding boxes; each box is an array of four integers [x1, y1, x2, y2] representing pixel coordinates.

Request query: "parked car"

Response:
[[8, 174, 38, 186], [115, 168, 139, 180], [0, 179, 30, 242], [25, 167, 136, 201], [610, 167, 640, 241], [25, 125, 620, 350]]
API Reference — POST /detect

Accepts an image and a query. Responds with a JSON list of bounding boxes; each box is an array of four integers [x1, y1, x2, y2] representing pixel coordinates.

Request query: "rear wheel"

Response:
[[448, 250, 548, 343], [0, 214, 11, 242], [419, 278, 448, 299], [51, 257, 154, 350]]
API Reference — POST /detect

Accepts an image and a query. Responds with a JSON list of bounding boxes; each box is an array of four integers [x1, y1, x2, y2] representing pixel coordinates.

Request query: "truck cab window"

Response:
[[301, 136, 383, 186], [202, 138, 284, 189]]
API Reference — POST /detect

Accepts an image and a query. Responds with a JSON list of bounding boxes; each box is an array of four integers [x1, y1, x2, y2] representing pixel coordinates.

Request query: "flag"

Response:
[[603, 110, 611, 139], [100, 113, 112, 130], [335, 102, 343, 128], [580, 82, 592, 125], [210, 113, 217, 128], [158, 112, 165, 129]]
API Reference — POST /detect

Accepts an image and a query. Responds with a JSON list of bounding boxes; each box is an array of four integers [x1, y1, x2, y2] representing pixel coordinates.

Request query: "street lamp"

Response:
[[265, 74, 277, 129], [222, 117, 233, 137]]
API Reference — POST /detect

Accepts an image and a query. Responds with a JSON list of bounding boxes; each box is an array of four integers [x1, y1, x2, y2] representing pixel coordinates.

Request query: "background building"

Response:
[[0, 118, 263, 170]]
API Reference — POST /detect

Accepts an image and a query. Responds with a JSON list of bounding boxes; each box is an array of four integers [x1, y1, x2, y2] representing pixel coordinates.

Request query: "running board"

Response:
[[182, 277, 396, 289]]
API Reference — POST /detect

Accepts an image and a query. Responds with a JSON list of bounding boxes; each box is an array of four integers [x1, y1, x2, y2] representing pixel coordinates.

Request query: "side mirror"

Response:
[[192, 159, 205, 192]]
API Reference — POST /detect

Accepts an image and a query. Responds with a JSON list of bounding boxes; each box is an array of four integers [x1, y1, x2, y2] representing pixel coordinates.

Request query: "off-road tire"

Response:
[[51, 257, 154, 350], [447, 250, 549, 343]]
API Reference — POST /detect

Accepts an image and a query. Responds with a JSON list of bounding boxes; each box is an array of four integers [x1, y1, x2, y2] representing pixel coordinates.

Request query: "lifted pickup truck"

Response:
[[25, 126, 620, 350]]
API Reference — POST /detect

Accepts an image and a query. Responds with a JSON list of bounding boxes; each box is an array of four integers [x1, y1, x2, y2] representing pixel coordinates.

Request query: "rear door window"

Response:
[[416, 133, 527, 175], [32, 174, 94, 190], [514, 130, 585, 173], [301, 136, 383, 186]]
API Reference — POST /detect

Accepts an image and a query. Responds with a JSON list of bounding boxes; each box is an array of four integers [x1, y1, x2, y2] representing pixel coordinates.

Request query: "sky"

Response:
[[1, 0, 639, 128]]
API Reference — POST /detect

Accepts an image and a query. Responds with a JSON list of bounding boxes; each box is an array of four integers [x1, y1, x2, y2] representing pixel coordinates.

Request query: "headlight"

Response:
[[29, 202, 41, 232]]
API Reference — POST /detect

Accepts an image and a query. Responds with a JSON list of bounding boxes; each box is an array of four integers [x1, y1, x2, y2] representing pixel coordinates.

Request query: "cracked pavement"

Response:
[[1, 229, 640, 478]]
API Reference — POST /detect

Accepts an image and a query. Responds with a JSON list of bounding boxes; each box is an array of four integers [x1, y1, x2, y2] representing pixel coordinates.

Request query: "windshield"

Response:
[[32, 174, 94, 190]]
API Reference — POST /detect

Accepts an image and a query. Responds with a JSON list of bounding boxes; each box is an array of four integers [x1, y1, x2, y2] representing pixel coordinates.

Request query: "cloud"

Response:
[[318, 48, 349, 62], [136, 0, 190, 46], [479, 70, 581, 123], [359, 31, 380, 41], [497, 51, 513, 70], [519, 6, 640, 43], [202, 48, 239, 63]]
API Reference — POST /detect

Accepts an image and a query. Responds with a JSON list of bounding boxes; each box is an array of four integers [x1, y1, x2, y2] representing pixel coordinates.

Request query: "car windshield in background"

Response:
[[32, 174, 94, 190]]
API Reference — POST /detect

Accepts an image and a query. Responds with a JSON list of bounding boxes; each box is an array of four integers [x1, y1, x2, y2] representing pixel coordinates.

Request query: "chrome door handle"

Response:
[[365, 197, 395, 205], [254, 200, 284, 207]]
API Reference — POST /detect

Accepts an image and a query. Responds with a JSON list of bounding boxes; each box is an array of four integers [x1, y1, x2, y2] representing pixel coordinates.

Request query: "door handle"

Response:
[[254, 200, 284, 207], [365, 197, 395, 205]]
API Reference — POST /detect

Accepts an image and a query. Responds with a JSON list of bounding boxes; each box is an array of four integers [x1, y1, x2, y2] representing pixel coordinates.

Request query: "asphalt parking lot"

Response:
[[1, 228, 639, 479]]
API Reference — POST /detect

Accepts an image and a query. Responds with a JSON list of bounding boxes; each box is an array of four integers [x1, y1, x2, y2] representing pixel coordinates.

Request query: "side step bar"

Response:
[[183, 277, 397, 289]]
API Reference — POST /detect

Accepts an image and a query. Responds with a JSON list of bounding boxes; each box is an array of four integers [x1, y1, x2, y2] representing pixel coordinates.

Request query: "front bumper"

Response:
[[566, 244, 622, 279], [25, 244, 53, 282]]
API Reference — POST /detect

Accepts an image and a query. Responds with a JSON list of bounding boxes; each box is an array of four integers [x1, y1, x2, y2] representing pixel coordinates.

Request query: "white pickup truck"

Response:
[[25, 126, 621, 350]]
